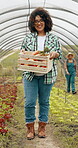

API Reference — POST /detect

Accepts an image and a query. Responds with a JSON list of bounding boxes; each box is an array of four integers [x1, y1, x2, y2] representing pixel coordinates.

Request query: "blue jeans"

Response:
[[23, 76, 53, 123]]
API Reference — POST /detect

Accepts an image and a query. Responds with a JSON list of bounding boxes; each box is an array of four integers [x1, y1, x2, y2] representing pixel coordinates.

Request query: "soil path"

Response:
[[28, 104, 60, 148], [12, 99, 60, 148]]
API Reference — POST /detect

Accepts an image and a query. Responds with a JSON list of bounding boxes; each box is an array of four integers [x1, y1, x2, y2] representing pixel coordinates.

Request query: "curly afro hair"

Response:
[[28, 7, 53, 33]]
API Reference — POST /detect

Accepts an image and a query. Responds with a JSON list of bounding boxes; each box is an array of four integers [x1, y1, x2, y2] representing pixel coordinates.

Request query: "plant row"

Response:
[[0, 83, 17, 135], [50, 87, 78, 125]]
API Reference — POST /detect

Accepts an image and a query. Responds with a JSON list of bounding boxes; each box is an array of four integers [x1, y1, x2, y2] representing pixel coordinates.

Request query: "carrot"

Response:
[[32, 51, 40, 55]]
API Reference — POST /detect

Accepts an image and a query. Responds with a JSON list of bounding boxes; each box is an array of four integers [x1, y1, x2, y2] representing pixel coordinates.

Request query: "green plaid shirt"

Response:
[[21, 32, 62, 84]]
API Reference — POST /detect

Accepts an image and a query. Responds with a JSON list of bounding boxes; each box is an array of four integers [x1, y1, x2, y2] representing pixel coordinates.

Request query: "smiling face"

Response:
[[34, 15, 45, 35], [68, 54, 73, 60]]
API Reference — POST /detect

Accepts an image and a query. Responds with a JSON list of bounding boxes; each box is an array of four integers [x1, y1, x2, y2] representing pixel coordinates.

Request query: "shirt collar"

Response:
[[34, 32, 49, 37]]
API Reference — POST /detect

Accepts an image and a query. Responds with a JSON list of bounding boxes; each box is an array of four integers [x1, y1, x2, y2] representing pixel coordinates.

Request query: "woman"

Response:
[[64, 52, 78, 94], [21, 7, 62, 140]]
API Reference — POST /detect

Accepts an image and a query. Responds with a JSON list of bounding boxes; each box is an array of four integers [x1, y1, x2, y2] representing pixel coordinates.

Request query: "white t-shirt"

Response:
[[35, 35, 46, 76], [37, 36, 46, 51]]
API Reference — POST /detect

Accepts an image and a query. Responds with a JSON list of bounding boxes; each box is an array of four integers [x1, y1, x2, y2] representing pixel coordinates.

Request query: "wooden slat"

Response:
[[19, 53, 49, 60], [18, 65, 48, 73], [18, 59, 47, 66]]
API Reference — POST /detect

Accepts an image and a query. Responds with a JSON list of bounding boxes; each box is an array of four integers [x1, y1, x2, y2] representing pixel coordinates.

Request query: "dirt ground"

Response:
[[24, 104, 60, 148], [18, 123, 60, 148], [10, 101, 60, 148], [23, 122, 60, 148]]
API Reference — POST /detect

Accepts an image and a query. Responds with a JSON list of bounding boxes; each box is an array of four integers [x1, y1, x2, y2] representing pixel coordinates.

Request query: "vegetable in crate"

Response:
[[32, 47, 50, 56]]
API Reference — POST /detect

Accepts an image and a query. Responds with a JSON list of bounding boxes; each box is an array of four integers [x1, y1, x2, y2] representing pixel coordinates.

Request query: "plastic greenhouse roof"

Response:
[[0, 0, 78, 58]]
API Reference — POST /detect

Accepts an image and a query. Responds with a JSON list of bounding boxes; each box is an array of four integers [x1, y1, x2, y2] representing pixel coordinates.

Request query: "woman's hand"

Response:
[[76, 70, 78, 77], [49, 51, 59, 60], [66, 71, 70, 75], [65, 69, 70, 75], [20, 49, 26, 54]]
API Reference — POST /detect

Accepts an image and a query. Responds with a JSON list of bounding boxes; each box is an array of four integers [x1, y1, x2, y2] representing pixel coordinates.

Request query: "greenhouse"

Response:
[[0, 0, 78, 60], [0, 1, 78, 148]]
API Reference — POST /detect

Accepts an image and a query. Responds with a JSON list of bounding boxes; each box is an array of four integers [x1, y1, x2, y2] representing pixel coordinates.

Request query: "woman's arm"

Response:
[[74, 59, 78, 76], [50, 36, 62, 60], [64, 60, 70, 75], [20, 36, 27, 53]]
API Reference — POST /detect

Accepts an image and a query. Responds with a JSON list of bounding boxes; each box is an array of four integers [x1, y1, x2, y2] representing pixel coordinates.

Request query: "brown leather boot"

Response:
[[26, 122, 35, 140], [38, 122, 47, 138]]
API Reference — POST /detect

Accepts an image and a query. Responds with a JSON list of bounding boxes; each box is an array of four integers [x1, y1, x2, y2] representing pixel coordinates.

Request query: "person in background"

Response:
[[21, 7, 62, 140], [64, 52, 78, 94]]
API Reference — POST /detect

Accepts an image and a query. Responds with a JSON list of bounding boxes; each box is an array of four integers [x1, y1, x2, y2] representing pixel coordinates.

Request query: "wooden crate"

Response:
[[18, 51, 52, 73]]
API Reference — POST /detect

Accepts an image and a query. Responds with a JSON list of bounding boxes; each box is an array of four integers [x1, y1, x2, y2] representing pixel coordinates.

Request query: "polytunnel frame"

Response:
[[0, 4, 78, 60]]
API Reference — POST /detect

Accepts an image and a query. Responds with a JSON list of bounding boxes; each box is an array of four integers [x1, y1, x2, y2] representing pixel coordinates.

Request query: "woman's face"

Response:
[[68, 54, 73, 59], [34, 15, 45, 34]]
